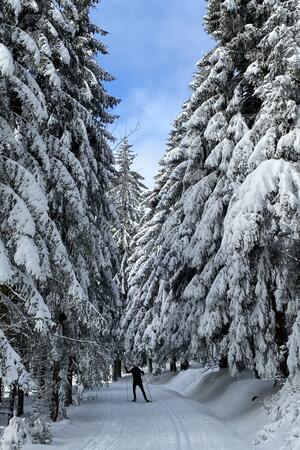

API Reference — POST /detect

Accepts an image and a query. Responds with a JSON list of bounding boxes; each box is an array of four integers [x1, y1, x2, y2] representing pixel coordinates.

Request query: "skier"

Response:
[[125, 363, 150, 402]]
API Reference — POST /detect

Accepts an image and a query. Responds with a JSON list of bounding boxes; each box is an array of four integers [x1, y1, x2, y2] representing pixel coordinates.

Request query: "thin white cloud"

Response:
[[113, 86, 184, 188]]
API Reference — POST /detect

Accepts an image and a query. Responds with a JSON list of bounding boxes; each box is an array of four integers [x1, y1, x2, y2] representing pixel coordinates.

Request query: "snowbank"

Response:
[[161, 367, 279, 447], [256, 377, 300, 450]]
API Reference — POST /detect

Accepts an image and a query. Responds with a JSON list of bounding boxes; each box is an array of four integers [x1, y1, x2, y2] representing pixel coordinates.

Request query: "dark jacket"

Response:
[[126, 366, 144, 384]]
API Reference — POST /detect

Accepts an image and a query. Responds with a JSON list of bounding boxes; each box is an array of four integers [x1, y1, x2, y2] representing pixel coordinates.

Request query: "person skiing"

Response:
[[125, 363, 150, 402]]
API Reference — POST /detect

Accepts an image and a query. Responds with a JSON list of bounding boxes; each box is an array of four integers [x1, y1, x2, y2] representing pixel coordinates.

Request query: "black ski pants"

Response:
[[133, 381, 147, 401]]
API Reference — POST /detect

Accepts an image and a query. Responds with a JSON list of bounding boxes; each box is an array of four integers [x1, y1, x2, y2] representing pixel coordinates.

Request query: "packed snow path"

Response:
[[27, 377, 253, 450]]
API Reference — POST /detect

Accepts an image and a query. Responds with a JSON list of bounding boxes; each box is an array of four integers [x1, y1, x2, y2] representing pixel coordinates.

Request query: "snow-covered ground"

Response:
[[23, 367, 279, 450], [162, 367, 278, 448]]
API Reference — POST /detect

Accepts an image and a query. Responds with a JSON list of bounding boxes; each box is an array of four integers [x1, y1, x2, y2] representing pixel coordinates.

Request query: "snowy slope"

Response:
[[163, 367, 278, 446]]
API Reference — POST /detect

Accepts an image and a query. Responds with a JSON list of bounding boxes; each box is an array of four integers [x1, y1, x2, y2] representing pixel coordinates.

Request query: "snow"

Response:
[[0, 44, 14, 77], [12, 29, 40, 64], [6, 0, 21, 19], [23, 367, 281, 450], [244, 62, 261, 79], [14, 235, 41, 278], [56, 42, 70, 65], [222, 0, 237, 12], [42, 61, 61, 88], [0, 240, 12, 282], [165, 368, 277, 445], [11, 76, 48, 122], [255, 375, 300, 450], [0, 329, 33, 391], [4, 186, 36, 237], [1, 416, 32, 450], [223, 159, 300, 250], [204, 111, 227, 143]]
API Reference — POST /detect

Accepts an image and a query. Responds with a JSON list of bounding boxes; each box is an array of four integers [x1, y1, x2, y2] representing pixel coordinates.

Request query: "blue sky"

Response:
[[92, 0, 214, 187]]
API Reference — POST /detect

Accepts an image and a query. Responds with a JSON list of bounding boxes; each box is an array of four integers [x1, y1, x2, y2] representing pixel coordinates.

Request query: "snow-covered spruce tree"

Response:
[[0, 0, 53, 416], [123, 0, 300, 384], [28, 0, 119, 421], [110, 137, 147, 378], [0, 0, 119, 422], [111, 137, 147, 302], [122, 45, 236, 367], [198, 0, 300, 379], [121, 104, 194, 366]]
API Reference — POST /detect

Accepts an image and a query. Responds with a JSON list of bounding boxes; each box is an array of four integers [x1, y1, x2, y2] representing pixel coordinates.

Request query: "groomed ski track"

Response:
[[27, 378, 252, 450]]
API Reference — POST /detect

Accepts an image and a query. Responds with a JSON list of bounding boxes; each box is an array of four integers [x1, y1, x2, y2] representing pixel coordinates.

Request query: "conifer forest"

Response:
[[1, 0, 300, 449]]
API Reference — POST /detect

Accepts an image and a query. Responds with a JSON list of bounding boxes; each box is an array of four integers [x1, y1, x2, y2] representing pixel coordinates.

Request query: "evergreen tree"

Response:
[[111, 137, 147, 301], [0, 0, 118, 423], [0, 0, 53, 415], [123, 0, 300, 383], [31, 0, 119, 420], [110, 137, 146, 379], [121, 106, 192, 364]]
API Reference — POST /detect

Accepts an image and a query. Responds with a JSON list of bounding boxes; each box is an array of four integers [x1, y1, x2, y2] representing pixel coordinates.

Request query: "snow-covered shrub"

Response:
[[74, 383, 87, 405], [28, 416, 52, 444], [1, 416, 31, 450]]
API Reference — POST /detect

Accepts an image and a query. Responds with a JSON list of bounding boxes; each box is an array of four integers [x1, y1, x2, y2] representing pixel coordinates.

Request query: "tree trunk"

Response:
[[65, 357, 73, 407], [117, 357, 122, 379], [219, 356, 228, 369], [276, 311, 289, 378], [253, 368, 260, 379], [271, 292, 289, 378], [51, 360, 61, 422], [112, 359, 118, 382], [170, 357, 177, 372], [0, 378, 2, 404], [9, 384, 17, 418], [112, 355, 122, 381], [17, 388, 24, 417], [180, 360, 189, 371], [147, 358, 153, 374]]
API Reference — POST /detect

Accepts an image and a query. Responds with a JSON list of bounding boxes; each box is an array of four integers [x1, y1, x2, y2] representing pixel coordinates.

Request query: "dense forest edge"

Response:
[[1, 0, 300, 449]]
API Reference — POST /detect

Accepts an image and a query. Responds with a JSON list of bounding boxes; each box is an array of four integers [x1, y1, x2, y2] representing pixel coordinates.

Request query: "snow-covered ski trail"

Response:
[[25, 378, 252, 450]]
